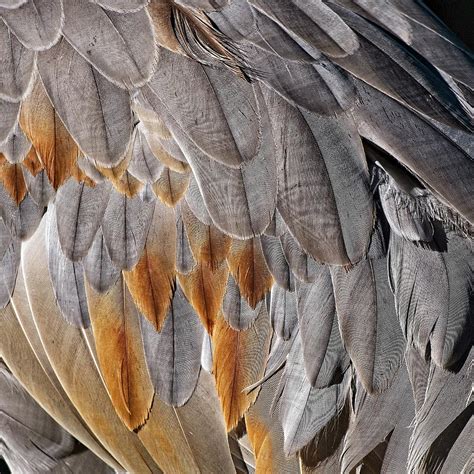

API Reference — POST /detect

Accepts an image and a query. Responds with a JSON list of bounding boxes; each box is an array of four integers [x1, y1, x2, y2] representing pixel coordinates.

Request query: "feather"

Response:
[[128, 128, 164, 184], [19, 77, 80, 189], [212, 305, 272, 430], [14, 193, 43, 240], [90, 0, 148, 13], [260, 234, 293, 291], [279, 231, 319, 283], [227, 237, 273, 308], [85, 275, 154, 430], [143, 84, 278, 238], [331, 257, 405, 393], [249, 0, 358, 57], [175, 206, 196, 274], [407, 349, 473, 473], [0, 0, 63, 51], [0, 218, 11, 260], [331, 4, 473, 131], [140, 285, 204, 406], [180, 199, 231, 269], [0, 236, 19, 308], [148, 48, 260, 167], [23, 169, 55, 207], [123, 199, 176, 331], [389, 232, 473, 368], [147, 0, 182, 54], [178, 260, 228, 333], [62, 0, 156, 89], [0, 0, 27, 7], [0, 99, 19, 144], [153, 167, 189, 207], [269, 284, 297, 341], [46, 209, 90, 327], [265, 88, 372, 265], [263, 209, 286, 238], [184, 175, 212, 225], [37, 38, 132, 167], [55, 179, 111, 261], [0, 123, 31, 163], [21, 219, 161, 472], [201, 331, 213, 373], [279, 330, 351, 456], [83, 227, 120, 293], [0, 20, 35, 101], [101, 189, 155, 270], [0, 157, 27, 204], [341, 363, 414, 473], [222, 274, 261, 331], [297, 266, 349, 388], [354, 79, 473, 224]]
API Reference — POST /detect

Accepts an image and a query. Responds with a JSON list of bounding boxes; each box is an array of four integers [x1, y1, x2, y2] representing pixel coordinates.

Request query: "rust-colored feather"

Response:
[[124, 200, 176, 331], [181, 200, 231, 270], [0, 155, 27, 204], [227, 238, 273, 308], [147, 0, 183, 54], [85, 276, 154, 431], [19, 79, 79, 189], [96, 156, 143, 197], [21, 147, 44, 177], [153, 167, 189, 207], [144, 130, 190, 173], [177, 260, 228, 334], [212, 307, 271, 431]]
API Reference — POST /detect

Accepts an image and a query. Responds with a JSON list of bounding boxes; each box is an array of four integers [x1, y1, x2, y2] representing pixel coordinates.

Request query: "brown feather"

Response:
[[21, 147, 44, 177], [147, 0, 183, 54], [19, 79, 79, 189], [153, 167, 189, 207], [123, 200, 176, 331], [181, 200, 231, 270], [0, 155, 27, 204], [212, 307, 272, 431], [227, 238, 273, 308], [85, 276, 154, 431], [143, 129, 190, 173], [177, 260, 228, 334]]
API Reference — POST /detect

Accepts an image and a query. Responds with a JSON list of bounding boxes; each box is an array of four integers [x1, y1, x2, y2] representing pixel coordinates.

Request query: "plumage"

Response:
[[23, 168, 55, 207], [38, 38, 132, 167], [123, 199, 176, 331], [85, 275, 154, 430], [227, 237, 273, 308], [260, 234, 294, 291], [19, 77, 80, 188], [141, 285, 204, 406], [101, 189, 154, 270], [269, 283, 297, 341], [175, 206, 196, 274], [0, 20, 35, 102], [212, 305, 272, 430], [153, 166, 189, 207], [0, 123, 30, 163], [0, 99, 19, 144], [0, 0, 63, 51], [128, 127, 164, 184], [0, 236, 19, 308], [0, 157, 27, 204], [55, 179, 111, 261]]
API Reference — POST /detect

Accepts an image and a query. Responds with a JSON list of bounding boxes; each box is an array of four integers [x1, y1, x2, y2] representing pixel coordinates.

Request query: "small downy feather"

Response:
[[85, 275, 154, 430], [83, 227, 120, 293], [212, 305, 272, 430], [123, 199, 176, 331], [222, 273, 261, 331], [0, 20, 35, 101], [153, 166, 190, 207], [55, 179, 111, 261], [101, 189, 155, 270], [140, 285, 204, 406], [0, 0, 63, 51], [178, 260, 228, 334], [227, 238, 273, 309], [37, 38, 132, 167], [62, 0, 156, 89], [19, 78, 80, 189], [46, 208, 90, 328]]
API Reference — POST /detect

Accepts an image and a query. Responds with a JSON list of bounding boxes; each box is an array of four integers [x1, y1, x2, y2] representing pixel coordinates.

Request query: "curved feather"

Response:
[[38, 38, 132, 167], [269, 284, 297, 341]]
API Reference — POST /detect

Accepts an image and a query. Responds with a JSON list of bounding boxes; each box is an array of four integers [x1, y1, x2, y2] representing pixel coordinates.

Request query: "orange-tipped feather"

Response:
[[0, 156, 27, 204], [153, 167, 189, 207]]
